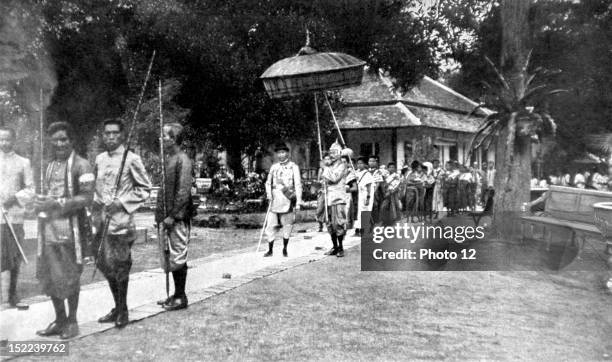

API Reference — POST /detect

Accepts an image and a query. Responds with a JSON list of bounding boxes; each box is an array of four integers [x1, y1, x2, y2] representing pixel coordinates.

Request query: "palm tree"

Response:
[[467, 52, 565, 230]]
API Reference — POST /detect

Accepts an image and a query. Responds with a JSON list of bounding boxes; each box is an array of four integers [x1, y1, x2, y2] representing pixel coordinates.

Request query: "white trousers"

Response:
[[264, 212, 295, 242]]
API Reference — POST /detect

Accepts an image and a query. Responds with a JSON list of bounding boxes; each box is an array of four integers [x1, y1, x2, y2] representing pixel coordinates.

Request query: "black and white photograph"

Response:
[[0, 0, 611, 360]]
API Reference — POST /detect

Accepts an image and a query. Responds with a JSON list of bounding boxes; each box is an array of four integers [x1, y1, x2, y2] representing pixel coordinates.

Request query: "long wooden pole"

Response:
[[314, 93, 329, 223], [92, 51, 156, 280], [37, 88, 46, 260], [39, 88, 44, 194], [323, 92, 355, 170], [158, 79, 170, 299]]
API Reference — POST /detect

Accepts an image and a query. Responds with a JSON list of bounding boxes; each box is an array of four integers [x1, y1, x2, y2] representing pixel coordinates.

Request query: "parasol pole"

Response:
[[323, 92, 355, 170], [314, 93, 323, 157], [314, 93, 329, 223]]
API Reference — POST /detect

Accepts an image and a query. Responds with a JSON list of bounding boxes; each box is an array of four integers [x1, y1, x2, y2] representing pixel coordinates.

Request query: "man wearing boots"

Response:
[[263, 142, 302, 257], [94, 119, 151, 328], [315, 154, 332, 232], [0, 126, 34, 308], [321, 141, 349, 257], [35, 122, 94, 339], [155, 123, 194, 311]]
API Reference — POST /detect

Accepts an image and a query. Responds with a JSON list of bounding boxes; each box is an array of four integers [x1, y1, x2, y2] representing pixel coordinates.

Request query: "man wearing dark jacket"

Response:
[[155, 123, 194, 311]]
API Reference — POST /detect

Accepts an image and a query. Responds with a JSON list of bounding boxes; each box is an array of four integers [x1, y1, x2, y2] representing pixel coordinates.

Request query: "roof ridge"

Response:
[[395, 102, 421, 125], [422, 75, 481, 108]]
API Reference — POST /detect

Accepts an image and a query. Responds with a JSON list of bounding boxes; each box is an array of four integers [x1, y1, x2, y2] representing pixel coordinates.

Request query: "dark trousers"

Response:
[[96, 232, 135, 312], [1, 224, 24, 301]]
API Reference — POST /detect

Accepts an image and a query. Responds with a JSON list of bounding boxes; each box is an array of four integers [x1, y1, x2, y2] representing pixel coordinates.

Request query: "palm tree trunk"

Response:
[[492, 126, 532, 234], [492, 0, 532, 233]]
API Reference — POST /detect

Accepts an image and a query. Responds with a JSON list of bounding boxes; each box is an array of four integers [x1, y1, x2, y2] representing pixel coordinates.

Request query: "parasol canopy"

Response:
[[260, 38, 366, 99]]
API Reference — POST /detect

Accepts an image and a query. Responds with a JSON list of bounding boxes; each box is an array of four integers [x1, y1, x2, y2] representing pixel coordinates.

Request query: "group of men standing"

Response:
[[263, 140, 351, 258], [0, 118, 193, 339]]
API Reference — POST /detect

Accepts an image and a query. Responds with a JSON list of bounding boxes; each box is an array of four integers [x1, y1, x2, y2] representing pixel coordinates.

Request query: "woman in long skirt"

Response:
[[341, 156, 357, 229], [404, 160, 423, 222], [421, 162, 435, 222], [458, 164, 474, 211], [431, 160, 445, 218], [380, 163, 402, 226], [355, 157, 374, 234], [443, 162, 460, 216]]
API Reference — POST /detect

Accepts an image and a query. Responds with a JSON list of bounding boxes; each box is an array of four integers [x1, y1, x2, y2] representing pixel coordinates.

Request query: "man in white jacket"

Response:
[[263, 142, 302, 257]]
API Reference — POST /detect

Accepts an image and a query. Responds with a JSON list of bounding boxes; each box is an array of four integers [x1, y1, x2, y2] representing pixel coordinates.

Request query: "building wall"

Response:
[[344, 129, 395, 164], [343, 127, 495, 170]]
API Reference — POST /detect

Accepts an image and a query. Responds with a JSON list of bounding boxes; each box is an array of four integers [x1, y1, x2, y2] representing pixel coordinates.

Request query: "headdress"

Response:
[[329, 139, 342, 153]]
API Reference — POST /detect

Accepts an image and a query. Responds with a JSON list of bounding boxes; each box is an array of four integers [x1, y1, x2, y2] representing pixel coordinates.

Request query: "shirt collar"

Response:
[[108, 145, 125, 157], [0, 150, 15, 157]]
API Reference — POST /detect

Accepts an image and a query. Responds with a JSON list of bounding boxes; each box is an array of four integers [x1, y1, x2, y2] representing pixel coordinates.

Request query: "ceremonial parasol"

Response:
[[260, 40, 365, 100], [260, 31, 365, 162], [260, 32, 365, 232]]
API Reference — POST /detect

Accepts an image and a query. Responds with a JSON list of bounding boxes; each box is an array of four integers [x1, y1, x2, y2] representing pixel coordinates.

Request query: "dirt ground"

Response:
[[9, 213, 612, 361], [19, 241, 612, 361]]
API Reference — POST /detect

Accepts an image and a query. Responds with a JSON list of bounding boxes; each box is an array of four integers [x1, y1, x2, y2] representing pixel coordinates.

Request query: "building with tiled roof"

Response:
[[337, 70, 494, 168]]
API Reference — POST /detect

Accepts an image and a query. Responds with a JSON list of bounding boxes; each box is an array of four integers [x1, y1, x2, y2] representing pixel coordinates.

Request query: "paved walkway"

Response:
[[0, 229, 360, 343]]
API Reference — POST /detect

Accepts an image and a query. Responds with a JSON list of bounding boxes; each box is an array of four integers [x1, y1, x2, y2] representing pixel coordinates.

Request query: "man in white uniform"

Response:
[[263, 142, 302, 257]]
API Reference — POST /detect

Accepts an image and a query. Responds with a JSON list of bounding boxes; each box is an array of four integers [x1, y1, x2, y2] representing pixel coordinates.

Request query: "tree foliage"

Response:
[[445, 0, 612, 173], [1, 0, 442, 176]]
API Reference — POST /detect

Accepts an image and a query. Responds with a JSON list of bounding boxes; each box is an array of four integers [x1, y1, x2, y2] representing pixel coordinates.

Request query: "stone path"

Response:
[[0, 230, 360, 343]]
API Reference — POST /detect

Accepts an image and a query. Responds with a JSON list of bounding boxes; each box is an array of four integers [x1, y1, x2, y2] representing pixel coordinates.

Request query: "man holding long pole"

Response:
[[94, 118, 151, 327], [34, 122, 94, 339], [155, 122, 194, 311], [321, 141, 349, 257], [0, 126, 34, 307]]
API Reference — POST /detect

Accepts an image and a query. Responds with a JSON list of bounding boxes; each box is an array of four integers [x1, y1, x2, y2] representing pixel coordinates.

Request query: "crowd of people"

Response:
[[533, 164, 612, 191], [313, 153, 499, 233]]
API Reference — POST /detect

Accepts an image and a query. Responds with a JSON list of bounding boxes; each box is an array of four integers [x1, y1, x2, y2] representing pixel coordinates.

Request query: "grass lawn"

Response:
[[56, 245, 612, 361]]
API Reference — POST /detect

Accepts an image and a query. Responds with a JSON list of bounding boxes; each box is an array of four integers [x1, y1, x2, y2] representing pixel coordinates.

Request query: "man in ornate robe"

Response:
[[35, 122, 94, 339], [321, 141, 349, 257], [94, 119, 151, 328]]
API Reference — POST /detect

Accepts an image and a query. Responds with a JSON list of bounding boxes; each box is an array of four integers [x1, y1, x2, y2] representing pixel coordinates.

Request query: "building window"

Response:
[[360, 142, 379, 157], [449, 145, 458, 162]]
